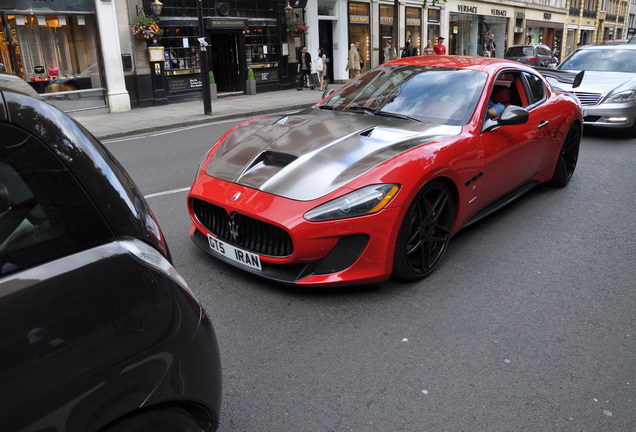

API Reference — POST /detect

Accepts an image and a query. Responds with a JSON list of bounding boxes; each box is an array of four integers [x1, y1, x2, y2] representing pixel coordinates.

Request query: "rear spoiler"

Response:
[[535, 68, 585, 89]]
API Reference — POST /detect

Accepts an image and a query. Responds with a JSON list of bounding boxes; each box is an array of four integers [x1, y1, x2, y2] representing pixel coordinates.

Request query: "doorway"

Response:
[[318, 20, 333, 84], [210, 32, 240, 92]]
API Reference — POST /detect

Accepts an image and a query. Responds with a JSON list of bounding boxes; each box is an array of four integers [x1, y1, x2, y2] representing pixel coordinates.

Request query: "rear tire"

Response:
[[393, 181, 455, 281], [100, 407, 202, 432], [548, 123, 580, 187]]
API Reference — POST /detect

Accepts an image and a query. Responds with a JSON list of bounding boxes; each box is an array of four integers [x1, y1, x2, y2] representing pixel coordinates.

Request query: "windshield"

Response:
[[559, 49, 636, 72], [321, 65, 488, 126]]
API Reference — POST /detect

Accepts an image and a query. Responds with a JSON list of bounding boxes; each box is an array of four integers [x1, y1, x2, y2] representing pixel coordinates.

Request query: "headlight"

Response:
[[304, 184, 400, 222], [606, 89, 636, 104], [193, 148, 213, 182]]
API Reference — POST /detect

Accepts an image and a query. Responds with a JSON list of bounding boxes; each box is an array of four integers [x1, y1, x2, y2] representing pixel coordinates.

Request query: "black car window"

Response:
[[522, 72, 546, 105], [0, 124, 112, 276]]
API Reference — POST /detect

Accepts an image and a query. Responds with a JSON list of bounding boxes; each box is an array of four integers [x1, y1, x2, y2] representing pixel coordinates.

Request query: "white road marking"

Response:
[[144, 187, 190, 199]]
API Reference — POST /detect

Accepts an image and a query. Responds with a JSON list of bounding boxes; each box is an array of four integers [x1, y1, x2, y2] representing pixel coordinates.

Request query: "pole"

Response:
[[198, 0, 212, 115]]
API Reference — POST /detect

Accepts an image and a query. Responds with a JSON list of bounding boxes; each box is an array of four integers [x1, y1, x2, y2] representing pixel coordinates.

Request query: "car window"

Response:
[[490, 72, 530, 109], [522, 72, 546, 105], [0, 124, 112, 276], [506, 47, 532, 57]]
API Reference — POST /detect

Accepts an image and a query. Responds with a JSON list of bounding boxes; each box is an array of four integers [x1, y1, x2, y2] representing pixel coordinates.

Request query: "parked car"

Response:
[[629, 35, 636, 44], [188, 56, 583, 287], [602, 39, 629, 45], [541, 44, 636, 136], [505, 44, 558, 68], [0, 73, 222, 431]]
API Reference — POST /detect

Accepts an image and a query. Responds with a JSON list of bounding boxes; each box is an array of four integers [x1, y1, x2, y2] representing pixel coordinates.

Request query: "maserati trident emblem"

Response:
[[228, 217, 239, 242], [231, 192, 241, 201]]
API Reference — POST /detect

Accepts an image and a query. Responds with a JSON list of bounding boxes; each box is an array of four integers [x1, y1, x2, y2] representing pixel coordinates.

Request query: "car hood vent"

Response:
[[207, 109, 459, 201]]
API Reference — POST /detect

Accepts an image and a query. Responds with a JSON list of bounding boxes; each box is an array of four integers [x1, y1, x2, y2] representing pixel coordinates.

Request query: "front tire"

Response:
[[393, 181, 456, 281], [548, 122, 580, 187]]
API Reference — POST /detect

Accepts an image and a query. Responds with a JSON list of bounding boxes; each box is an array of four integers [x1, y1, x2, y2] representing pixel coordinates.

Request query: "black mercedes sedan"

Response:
[[0, 74, 222, 431]]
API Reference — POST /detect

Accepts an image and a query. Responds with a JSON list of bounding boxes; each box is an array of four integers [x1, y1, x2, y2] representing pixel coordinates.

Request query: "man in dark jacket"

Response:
[[297, 46, 313, 90]]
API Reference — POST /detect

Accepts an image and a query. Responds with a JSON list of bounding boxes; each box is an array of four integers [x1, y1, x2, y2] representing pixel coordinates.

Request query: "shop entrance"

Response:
[[210, 32, 241, 92], [318, 20, 333, 83]]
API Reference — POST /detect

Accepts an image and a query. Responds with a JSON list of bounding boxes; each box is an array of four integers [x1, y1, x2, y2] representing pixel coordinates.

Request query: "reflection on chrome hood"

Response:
[[207, 108, 460, 201]]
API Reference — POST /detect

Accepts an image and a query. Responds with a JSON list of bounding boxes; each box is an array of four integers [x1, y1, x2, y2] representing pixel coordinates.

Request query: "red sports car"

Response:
[[188, 56, 582, 286]]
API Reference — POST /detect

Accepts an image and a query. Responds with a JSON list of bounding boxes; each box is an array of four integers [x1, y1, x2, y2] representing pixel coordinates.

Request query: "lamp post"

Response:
[[197, 0, 212, 115]]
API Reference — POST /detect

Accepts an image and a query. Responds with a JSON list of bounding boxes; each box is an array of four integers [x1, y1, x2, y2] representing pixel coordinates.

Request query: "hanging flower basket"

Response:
[[131, 15, 164, 40], [287, 20, 308, 36]]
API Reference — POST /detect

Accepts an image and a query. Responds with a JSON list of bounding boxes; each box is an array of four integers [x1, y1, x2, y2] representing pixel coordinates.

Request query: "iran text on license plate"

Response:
[[207, 234, 262, 270]]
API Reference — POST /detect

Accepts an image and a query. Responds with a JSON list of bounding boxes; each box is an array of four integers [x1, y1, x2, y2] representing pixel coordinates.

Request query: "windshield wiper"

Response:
[[374, 110, 421, 122], [342, 106, 377, 115], [317, 105, 338, 110]]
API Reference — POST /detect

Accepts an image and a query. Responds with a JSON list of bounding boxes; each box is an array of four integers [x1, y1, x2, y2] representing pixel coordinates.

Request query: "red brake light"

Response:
[[525, 57, 537, 62]]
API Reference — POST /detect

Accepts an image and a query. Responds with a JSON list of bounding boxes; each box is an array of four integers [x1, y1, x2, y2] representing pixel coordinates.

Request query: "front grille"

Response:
[[574, 91, 603, 106], [191, 198, 293, 257]]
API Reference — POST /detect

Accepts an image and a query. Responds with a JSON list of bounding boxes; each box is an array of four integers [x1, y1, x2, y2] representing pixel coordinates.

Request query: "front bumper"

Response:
[[582, 101, 636, 130]]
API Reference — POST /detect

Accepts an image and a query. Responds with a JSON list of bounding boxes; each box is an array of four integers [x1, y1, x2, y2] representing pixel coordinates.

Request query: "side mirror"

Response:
[[483, 106, 529, 132], [498, 106, 529, 125]]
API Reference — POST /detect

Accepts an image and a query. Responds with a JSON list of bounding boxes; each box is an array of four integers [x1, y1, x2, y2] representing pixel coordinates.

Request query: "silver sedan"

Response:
[[544, 44, 636, 137]]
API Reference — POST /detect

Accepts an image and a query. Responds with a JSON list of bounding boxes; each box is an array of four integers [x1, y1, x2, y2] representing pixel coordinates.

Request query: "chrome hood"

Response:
[[206, 108, 460, 201]]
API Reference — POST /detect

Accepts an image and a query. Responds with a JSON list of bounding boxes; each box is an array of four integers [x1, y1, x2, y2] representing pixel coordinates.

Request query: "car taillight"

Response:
[[525, 57, 537, 62]]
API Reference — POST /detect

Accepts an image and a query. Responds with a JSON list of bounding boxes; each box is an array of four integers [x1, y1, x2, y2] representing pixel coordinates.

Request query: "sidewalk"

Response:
[[69, 88, 327, 140]]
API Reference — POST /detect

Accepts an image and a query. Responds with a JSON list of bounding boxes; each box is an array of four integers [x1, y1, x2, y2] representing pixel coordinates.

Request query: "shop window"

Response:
[[428, 8, 440, 23], [348, 2, 370, 70], [245, 25, 280, 83], [7, 14, 103, 101], [161, 27, 201, 73], [406, 7, 422, 56]]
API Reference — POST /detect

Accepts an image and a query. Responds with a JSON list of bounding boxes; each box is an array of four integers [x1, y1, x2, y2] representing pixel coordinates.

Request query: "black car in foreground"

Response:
[[0, 74, 222, 431]]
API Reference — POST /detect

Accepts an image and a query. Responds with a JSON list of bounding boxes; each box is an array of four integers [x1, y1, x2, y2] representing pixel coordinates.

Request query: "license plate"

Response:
[[207, 234, 262, 270]]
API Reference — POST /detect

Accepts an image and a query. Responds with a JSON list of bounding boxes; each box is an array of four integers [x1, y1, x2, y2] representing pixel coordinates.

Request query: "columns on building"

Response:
[[95, 0, 131, 112]]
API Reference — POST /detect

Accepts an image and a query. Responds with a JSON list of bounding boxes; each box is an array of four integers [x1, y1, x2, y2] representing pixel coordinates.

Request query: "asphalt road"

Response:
[[104, 121, 636, 432]]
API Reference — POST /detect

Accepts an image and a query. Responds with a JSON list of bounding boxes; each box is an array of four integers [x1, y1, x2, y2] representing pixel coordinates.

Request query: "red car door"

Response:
[[480, 71, 554, 204]]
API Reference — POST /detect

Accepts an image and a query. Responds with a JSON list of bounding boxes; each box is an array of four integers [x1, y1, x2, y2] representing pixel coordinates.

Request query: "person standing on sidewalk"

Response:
[[423, 40, 434, 55], [383, 40, 396, 63], [434, 37, 447, 55], [346, 41, 361, 80], [297, 46, 313, 90]]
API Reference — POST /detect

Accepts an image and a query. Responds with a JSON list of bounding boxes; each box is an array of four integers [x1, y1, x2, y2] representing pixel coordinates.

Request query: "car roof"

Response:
[[507, 44, 550, 49], [577, 43, 636, 51], [0, 73, 41, 99]]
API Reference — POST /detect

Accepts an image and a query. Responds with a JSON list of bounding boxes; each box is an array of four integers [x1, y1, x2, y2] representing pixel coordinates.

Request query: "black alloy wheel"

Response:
[[548, 123, 581, 187], [393, 181, 456, 281]]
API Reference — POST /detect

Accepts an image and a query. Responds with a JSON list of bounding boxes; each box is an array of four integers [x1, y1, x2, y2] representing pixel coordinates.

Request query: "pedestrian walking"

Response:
[[297, 46, 313, 90], [346, 41, 361, 80], [314, 47, 327, 91]]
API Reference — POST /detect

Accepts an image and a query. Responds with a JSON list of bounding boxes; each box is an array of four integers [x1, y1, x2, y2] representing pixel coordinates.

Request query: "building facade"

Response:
[[1, 0, 631, 113]]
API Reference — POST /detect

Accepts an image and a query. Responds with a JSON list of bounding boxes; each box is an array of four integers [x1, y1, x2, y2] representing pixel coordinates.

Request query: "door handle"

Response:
[[538, 120, 549, 129]]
